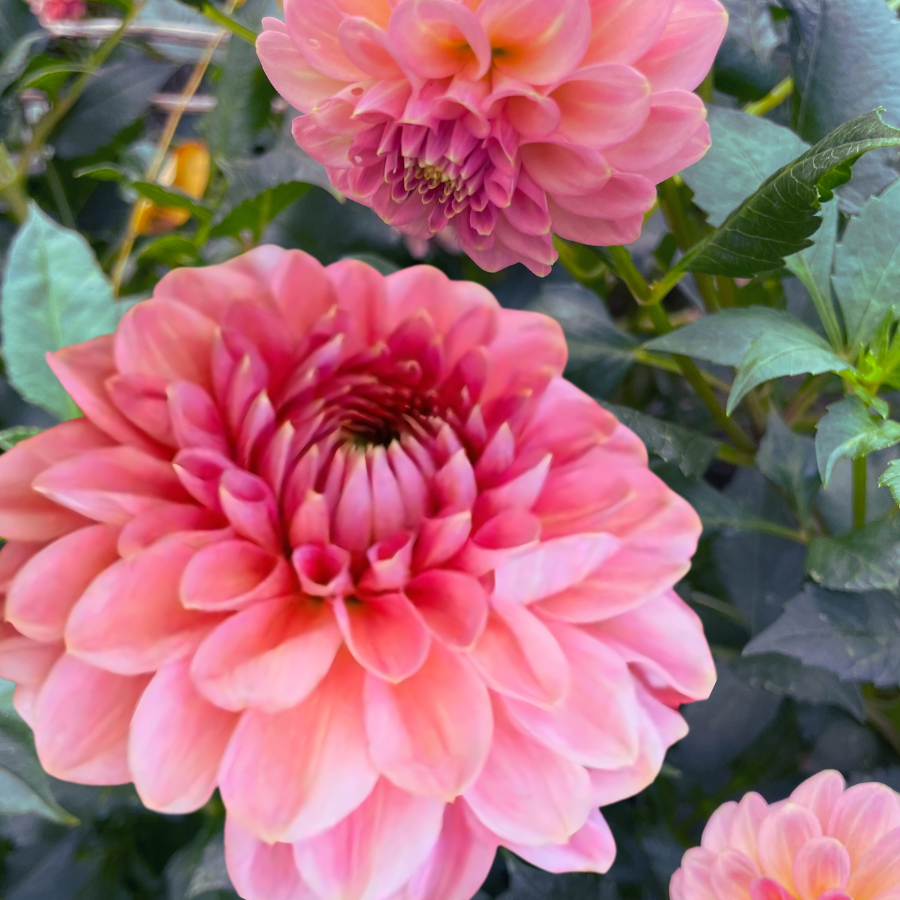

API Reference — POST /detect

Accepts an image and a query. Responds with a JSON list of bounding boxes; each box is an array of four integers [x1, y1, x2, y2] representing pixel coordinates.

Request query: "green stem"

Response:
[[853, 455, 867, 529], [201, 2, 257, 43], [744, 77, 795, 117]]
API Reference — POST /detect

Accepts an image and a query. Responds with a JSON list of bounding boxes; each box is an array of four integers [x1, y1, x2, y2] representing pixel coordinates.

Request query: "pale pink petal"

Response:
[[464, 697, 591, 846], [711, 850, 759, 900], [32, 654, 150, 784], [827, 783, 900, 865], [219, 648, 379, 843], [508, 809, 616, 874], [790, 770, 845, 831], [364, 641, 492, 798], [846, 828, 900, 900], [672, 847, 717, 900], [225, 818, 316, 900], [129, 658, 238, 813], [583, 0, 675, 65], [191, 597, 342, 712], [5, 524, 120, 642], [792, 838, 851, 900], [293, 778, 445, 900], [757, 803, 822, 890], [284, 0, 367, 82], [730, 793, 771, 867], [701, 802, 739, 853]]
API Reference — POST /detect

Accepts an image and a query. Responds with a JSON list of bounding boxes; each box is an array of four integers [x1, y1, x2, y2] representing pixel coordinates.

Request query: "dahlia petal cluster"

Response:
[[256, 0, 728, 276], [671, 771, 900, 900], [0, 249, 715, 900]]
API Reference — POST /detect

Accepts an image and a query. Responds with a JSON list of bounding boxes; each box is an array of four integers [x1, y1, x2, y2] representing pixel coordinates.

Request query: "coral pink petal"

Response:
[[846, 828, 900, 900], [0, 625, 62, 686], [106, 373, 175, 446], [549, 173, 657, 218], [191, 597, 342, 712], [0, 420, 112, 541], [507, 809, 616, 874], [364, 641, 492, 798], [405, 567, 487, 648], [129, 657, 238, 813], [519, 143, 612, 196], [402, 801, 498, 900], [218, 649, 378, 843], [33, 446, 190, 525], [469, 598, 570, 705], [757, 803, 823, 891], [117, 503, 225, 558], [478, 0, 591, 85], [791, 770, 846, 831], [635, 0, 728, 91], [504, 621, 639, 768], [283, 0, 367, 82], [225, 818, 316, 900], [750, 878, 795, 900], [546, 198, 644, 246], [293, 778, 445, 900], [257, 19, 348, 112], [33, 654, 150, 784], [464, 697, 591, 846], [583, 0, 674, 65], [792, 838, 851, 900], [334, 592, 431, 682], [5, 524, 120, 642], [827, 783, 900, 865], [65, 534, 220, 675]]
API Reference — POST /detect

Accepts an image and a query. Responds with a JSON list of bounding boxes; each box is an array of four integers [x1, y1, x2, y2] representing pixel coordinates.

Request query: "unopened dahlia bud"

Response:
[[671, 771, 900, 900], [256, 0, 728, 275], [0, 250, 714, 900]]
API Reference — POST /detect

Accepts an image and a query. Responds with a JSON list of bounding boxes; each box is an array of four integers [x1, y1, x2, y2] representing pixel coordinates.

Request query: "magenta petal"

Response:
[[405, 568, 488, 648]]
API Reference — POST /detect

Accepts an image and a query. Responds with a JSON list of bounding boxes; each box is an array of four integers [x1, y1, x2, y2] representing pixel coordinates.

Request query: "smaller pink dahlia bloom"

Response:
[[0, 249, 715, 900], [256, 0, 728, 276], [671, 771, 900, 900], [29, 0, 86, 24]]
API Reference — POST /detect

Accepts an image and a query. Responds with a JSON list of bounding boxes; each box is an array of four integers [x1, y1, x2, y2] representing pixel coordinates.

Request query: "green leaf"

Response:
[[18, 62, 94, 91], [0, 425, 42, 450], [727, 317, 853, 413], [756, 412, 820, 523], [879, 459, 900, 506], [0, 685, 78, 824], [74, 162, 134, 183], [55, 58, 175, 160], [210, 182, 308, 239], [807, 517, 900, 593], [602, 403, 720, 479], [645, 306, 795, 367], [832, 179, 900, 348], [132, 182, 211, 222], [136, 235, 202, 268], [685, 110, 900, 277], [0, 31, 45, 96], [734, 653, 865, 720], [1, 205, 118, 419], [745, 585, 900, 687], [166, 830, 236, 900], [681, 107, 808, 227], [815, 397, 900, 485]]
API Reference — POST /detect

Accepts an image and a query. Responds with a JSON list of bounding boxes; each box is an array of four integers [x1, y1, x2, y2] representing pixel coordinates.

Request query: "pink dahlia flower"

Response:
[[0, 249, 714, 900], [256, 0, 727, 276], [671, 770, 900, 900], [29, 0, 86, 24]]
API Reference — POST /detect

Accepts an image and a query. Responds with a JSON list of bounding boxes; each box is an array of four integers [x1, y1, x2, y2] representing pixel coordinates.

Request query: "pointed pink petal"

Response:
[[106, 372, 176, 446], [129, 657, 237, 813], [413, 512, 472, 570], [168, 381, 229, 454], [549, 173, 657, 218], [757, 803, 822, 891], [0, 624, 62, 685], [464, 696, 591, 845], [283, 0, 367, 82], [364, 641, 492, 799], [333, 451, 374, 551], [583, 0, 674, 65], [33, 446, 190, 525], [728, 793, 771, 867], [335, 592, 431, 682], [701, 802, 738, 853], [225, 818, 316, 900], [846, 827, 900, 900], [0, 540, 45, 592], [547, 198, 645, 246], [672, 847, 717, 900], [0, 420, 113, 540], [219, 469, 283, 553], [33, 654, 150, 784], [792, 837, 851, 900], [750, 878, 795, 900], [117, 503, 226, 558], [293, 778, 445, 900], [507, 809, 616, 874], [6, 523, 120, 642], [65, 534, 222, 674], [191, 597, 342, 712], [405, 569, 488, 649], [710, 850, 759, 900], [827, 783, 900, 865], [790, 770, 845, 831], [469, 598, 569, 705], [339, 16, 402, 79], [219, 649, 379, 843], [520, 143, 612, 196]]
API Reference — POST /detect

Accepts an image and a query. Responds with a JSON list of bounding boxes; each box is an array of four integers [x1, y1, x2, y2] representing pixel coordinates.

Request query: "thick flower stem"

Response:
[[853, 455, 867, 529], [744, 77, 795, 117]]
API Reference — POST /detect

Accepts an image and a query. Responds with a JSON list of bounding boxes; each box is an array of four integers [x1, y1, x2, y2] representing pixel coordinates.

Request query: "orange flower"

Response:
[[134, 141, 210, 236]]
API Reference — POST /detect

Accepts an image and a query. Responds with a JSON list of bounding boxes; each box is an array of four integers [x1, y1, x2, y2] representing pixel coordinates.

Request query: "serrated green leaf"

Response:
[[807, 517, 900, 593], [815, 397, 900, 485], [682, 107, 808, 227], [745, 585, 900, 687], [132, 182, 211, 222], [1, 205, 118, 419], [727, 318, 853, 413], [685, 110, 900, 277], [0, 425, 42, 450], [756, 412, 820, 522], [879, 459, 900, 506], [602, 403, 720, 479], [645, 306, 794, 367], [832, 179, 900, 348]]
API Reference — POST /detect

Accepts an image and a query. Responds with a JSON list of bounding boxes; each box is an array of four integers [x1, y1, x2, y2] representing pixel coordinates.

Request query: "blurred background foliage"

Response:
[[3, 0, 900, 897]]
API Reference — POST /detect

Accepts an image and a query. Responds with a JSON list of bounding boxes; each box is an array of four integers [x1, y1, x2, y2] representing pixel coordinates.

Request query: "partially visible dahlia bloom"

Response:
[[671, 771, 900, 900], [256, 0, 728, 276], [29, 0, 85, 23], [0, 249, 714, 900]]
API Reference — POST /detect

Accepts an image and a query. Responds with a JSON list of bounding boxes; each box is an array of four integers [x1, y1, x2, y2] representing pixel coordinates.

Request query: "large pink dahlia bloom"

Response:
[[256, 0, 728, 276], [671, 771, 900, 900], [0, 249, 714, 900]]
